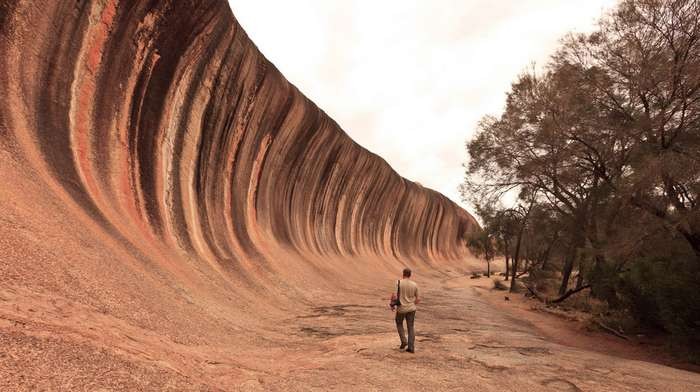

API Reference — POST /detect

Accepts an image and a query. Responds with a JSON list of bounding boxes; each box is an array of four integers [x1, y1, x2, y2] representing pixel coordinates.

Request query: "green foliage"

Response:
[[588, 261, 623, 308], [466, 227, 497, 261], [625, 256, 700, 360]]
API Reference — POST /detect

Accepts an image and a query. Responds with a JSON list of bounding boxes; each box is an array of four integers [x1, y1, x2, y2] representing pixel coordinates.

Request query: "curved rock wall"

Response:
[[0, 0, 477, 279]]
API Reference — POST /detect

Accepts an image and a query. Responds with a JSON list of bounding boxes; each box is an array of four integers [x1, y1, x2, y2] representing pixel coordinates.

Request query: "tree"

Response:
[[461, 0, 700, 358], [462, 66, 614, 294], [508, 196, 536, 291], [559, 0, 700, 262], [471, 202, 519, 279], [466, 228, 495, 276]]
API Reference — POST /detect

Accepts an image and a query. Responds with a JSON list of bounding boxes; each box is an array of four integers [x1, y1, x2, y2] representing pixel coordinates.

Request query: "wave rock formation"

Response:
[[0, 0, 477, 388], [2, 0, 476, 273]]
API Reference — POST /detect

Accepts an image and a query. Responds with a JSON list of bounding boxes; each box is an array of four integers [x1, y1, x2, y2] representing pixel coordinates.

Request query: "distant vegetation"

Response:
[[462, 0, 700, 361]]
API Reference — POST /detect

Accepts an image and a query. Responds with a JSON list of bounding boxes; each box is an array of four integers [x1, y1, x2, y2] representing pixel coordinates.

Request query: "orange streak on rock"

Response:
[[70, 0, 118, 226]]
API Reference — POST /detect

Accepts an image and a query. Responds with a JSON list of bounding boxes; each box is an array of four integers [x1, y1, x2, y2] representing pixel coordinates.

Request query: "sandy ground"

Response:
[[467, 274, 700, 374], [3, 271, 700, 391]]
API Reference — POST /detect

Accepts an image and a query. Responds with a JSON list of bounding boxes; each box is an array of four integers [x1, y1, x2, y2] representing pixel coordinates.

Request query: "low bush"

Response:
[[624, 256, 700, 363], [493, 278, 508, 291]]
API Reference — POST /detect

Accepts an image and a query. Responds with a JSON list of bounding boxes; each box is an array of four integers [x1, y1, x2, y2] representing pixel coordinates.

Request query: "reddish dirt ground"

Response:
[[465, 274, 700, 374]]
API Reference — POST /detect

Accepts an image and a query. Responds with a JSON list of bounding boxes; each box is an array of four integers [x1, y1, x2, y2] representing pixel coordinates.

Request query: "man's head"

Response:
[[402, 268, 412, 278]]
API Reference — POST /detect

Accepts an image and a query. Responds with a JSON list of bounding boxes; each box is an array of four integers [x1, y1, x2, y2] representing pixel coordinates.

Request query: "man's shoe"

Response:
[[399, 343, 407, 350], [406, 348, 415, 353]]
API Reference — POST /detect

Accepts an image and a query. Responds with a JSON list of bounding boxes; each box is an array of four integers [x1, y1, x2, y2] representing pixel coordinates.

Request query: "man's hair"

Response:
[[403, 268, 412, 277]]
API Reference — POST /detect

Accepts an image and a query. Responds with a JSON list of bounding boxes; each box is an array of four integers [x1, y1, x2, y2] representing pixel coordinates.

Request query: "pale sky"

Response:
[[227, 1, 618, 211]]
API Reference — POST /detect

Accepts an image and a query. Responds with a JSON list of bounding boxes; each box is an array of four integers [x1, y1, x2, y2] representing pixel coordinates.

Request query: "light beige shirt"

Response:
[[396, 278, 419, 314]]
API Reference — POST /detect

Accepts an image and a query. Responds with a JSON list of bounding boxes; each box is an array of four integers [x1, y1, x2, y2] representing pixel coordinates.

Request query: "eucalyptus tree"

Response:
[[559, 0, 700, 261]]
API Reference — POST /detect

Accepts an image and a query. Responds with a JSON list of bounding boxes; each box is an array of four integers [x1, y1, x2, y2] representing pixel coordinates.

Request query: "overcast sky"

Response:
[[227, 0, 618, 211]]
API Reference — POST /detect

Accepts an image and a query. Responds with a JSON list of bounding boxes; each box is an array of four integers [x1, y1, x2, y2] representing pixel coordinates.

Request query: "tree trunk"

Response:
[[559, 231, 585, 295], [541, 231, 558, 270], [511, 238, 522, 291], [679, 228, 700, 262], [511, 201, 535, 292], [558, 208, 587, 296], [576, 266, 584, 289], [550, 284, 591, 304], [559, 243, 575, 296], [504, 241, 510, 281], [511, 222, 526, 291]]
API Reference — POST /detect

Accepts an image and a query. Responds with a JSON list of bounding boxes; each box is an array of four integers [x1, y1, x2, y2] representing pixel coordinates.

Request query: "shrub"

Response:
[[625, 256, 700, 363], [493, 278, 508, 291]]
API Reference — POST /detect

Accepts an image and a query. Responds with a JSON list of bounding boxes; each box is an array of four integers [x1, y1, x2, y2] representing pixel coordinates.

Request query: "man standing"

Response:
[[394, 267, 420, 353]]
